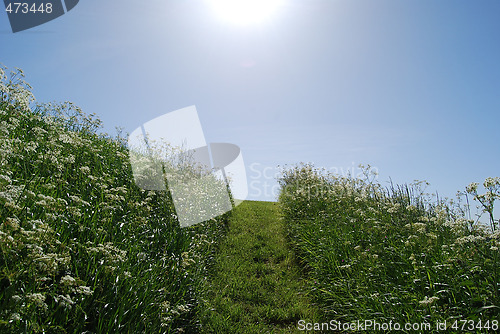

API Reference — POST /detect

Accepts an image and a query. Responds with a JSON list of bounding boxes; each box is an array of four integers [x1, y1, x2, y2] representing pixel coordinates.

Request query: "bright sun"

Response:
[[209, 0, 284, 25]]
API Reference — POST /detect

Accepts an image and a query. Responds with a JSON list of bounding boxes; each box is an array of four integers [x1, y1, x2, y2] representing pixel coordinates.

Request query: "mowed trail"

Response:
[[200, 201, 322, 333]]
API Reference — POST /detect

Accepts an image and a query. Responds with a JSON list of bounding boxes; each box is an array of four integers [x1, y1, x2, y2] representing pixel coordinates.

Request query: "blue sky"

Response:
[[1, 0, 499, 208]]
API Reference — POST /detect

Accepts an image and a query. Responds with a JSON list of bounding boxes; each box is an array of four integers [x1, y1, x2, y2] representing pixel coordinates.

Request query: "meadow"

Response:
[[278, 163, 500, 332], [2, 64, 499, 333], [0, 66, 230, 333]]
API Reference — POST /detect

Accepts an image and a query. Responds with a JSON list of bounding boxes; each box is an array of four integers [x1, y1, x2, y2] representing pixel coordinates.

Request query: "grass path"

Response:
[[200, 201, 322, 333]]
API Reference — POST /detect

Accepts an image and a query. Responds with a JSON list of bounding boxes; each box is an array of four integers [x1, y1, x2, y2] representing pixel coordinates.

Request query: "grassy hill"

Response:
[[2, 65, 499, 333], [1, 66, 322, 333], [0, 66, 229, 333], [278, 163, 500, 332]]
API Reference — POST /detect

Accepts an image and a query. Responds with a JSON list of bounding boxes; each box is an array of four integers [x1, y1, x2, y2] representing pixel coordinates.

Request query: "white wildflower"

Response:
[[75, 285, 93, 296], [33, 127, 47, 136], [58, 133, 75, 144], [55, 294, 75, 310], [409, 254, 417, 266], [0, 174, 12, 185], [466, 182, 479, 193], [484, 177, 500, 188], [455, 235, 485, 245], [176, 304, 190, 313], [5, 217, 20, 230], [11, 295, 22, 303], [427, 232, 437, 240], [161, 300, 171, 311], [406, 205, 417, 212], [419, 216, 430, 223], [26, 293, 48, 310], [60, 275, 76, 286], [89, 242, 127, 263], [419, 296, 439, 306], [413, 222, 426, 233], [181, 252, 195, 267], [79, 166, 91, 174]]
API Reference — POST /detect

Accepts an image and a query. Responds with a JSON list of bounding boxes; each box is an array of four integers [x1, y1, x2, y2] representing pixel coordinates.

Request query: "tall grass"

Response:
[[0, 66, 229, 333], [278, 163, 499, 331]]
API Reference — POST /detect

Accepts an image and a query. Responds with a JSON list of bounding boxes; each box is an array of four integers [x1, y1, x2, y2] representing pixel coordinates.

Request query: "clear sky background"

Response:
[[1, 0, 499, 210]]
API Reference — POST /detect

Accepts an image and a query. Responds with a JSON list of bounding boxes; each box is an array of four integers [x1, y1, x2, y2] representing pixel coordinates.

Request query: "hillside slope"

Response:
[[0, 66, 228, 333]]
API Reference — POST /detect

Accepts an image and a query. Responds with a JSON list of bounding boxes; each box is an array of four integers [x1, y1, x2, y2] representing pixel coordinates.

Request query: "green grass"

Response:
[[1, 66, 325, 333], [4, 65, 499, 333], [199, 200, 322, 333], [278, 163, 500, 333], [0, 66, 229, 333]]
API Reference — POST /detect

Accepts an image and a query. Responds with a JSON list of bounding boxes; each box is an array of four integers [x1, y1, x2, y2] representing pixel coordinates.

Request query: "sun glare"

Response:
[[209, 0, 284, 25]]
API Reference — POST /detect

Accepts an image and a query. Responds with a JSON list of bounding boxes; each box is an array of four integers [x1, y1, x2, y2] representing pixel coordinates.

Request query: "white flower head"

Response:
[[9, 313, 21, 322], [60, 275, 76, 286], [419, 296, 439, 306], [76, 285, 93, 296], [55, 294, 75, 310], [466, 182, 479, 194]]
